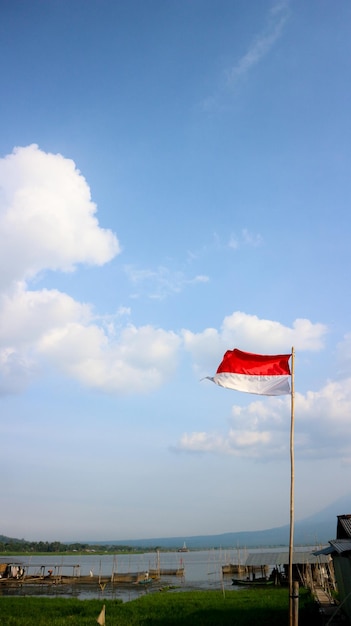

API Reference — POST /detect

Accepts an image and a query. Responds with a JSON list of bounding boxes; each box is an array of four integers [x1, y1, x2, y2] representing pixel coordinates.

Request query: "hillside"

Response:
[[100, 492, 351, 549], [2, 493, 350, 550]]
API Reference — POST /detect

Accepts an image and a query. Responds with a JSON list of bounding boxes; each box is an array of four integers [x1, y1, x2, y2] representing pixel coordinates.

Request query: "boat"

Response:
[[137, 576, 153, 585], [232, 577, 274, 587], [178, 542, 189, 553]]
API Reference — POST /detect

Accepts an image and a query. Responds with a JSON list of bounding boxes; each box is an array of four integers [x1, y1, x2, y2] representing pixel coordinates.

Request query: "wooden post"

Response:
[[289, 347, 296, 626], [292, 581, 299, 626]]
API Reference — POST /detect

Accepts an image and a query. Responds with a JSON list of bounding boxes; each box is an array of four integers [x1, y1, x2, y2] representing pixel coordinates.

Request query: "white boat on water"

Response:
[[178, 542, 189, 553]]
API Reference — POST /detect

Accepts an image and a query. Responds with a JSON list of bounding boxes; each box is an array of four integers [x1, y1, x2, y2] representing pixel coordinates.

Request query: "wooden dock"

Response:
[[313, 586, 346, 624], [149, 568, 184, 579], [0, 573, 153, 588], [222, 564, 247, 575], [0, 559, 179, 589]]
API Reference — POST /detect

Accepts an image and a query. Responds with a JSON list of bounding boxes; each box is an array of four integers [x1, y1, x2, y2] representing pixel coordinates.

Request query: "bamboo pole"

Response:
[[289, 347, 296, 626], [292, 581, 299, 626]]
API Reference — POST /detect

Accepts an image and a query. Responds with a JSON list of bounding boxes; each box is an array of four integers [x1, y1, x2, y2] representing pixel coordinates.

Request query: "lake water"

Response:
[[0, 549, 247, 602], [1, 546, 317, 602]]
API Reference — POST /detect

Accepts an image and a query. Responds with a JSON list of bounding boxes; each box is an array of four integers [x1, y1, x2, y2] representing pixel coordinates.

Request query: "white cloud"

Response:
[[228, 228, 263, 249], [226, 0, 290, 86], [201, 1, 290, 111], [0, 144, 120, 290], [0, 282, 181, 395], [0, 145, 333, 400], [177, 376, 351, 463], [183, 311, 328, 377], [0, 347, 36, 395], [38, 322, 181, 394], [178, 313, 351, 462], [0, 145, 183, 395], [178, 395, 289, 459], [179, 428, 273, 458], [125, 264, 209, 300], [0, 284, 90, 347]]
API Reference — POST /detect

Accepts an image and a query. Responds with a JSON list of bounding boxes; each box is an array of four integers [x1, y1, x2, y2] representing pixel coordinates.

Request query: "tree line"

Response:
[[0, 536, 144, 553]]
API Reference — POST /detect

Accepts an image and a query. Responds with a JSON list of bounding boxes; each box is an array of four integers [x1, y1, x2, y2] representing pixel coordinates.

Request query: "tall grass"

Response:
[[0, 588, 320, 625]]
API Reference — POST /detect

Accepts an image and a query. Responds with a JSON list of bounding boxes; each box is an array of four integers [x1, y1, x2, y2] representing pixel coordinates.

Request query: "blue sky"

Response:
[[1, 0, 351, 542]]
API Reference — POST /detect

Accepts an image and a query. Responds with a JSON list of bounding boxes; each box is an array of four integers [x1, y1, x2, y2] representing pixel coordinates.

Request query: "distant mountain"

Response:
[[2, 494, 350, 550], [99, 493, 351, 550], [0, 534, 24, 543]]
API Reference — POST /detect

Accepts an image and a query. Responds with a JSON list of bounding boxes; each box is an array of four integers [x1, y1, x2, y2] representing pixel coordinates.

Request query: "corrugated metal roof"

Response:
[[245, 551, 330, 567], [314, 539, 351, 556], [337, 516, 351, 539], [329, 539, 351, 554], [313, 546, 334, 556]]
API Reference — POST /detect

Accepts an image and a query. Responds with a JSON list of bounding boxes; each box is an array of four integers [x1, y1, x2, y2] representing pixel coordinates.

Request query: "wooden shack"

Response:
[[243, 550, 332, 587], [316, 514, 351, 622]]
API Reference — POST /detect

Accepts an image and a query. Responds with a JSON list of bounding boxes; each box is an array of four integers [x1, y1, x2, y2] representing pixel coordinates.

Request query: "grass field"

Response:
[[0, 587, 321, 625]]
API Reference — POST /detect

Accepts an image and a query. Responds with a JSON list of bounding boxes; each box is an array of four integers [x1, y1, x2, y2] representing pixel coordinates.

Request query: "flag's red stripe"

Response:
[[216, 349, 291, 376]]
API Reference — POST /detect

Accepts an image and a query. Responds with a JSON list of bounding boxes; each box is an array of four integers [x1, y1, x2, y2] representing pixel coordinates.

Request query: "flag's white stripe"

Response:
[[211, 373, 291, 396]]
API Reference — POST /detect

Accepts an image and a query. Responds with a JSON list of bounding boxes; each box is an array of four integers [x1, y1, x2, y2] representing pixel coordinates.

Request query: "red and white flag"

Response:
[[207, 349, 291, 396]]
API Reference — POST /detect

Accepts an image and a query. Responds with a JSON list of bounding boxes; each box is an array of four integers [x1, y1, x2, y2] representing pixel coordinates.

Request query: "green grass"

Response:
[[0, 588, 320, 625]]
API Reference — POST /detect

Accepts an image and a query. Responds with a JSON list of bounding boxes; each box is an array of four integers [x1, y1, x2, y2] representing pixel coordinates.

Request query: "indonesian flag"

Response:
[[208, 349, 291, 396]]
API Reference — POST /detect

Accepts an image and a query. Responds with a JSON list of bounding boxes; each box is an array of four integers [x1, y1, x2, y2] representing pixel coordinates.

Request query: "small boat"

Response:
[[137, 577, 152, 585], [232, 577, 274, 587], [178, 542, 189, 553]]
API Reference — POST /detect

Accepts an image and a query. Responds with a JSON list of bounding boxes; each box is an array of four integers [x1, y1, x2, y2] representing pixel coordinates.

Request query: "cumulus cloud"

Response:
[[0, 144, 183, 395], [177, 375, 351, 463], [0, 144, 334, 399], [183, 311, 327, 378], [178, 312, 351, 462], [0, 144, 120, 290], [38, 321, 181, 394], [178, 396, 289, 459], [0, 282, 181, 395]]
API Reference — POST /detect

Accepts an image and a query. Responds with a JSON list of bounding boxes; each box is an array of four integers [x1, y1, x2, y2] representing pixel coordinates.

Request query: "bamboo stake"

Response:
[[289, 347, 296, 626], [292, 581, 299, 626]]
